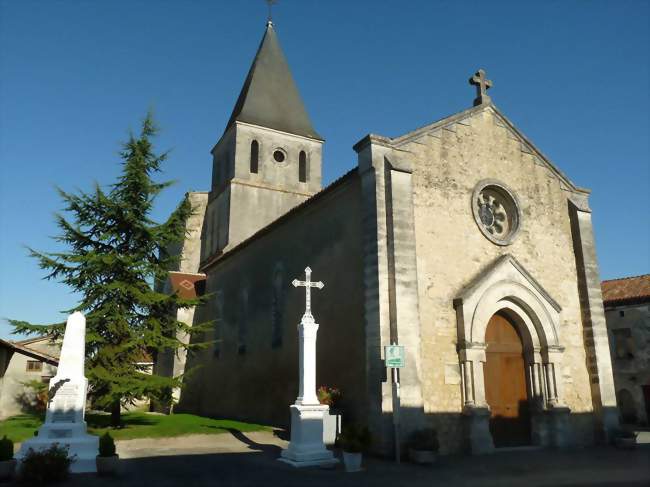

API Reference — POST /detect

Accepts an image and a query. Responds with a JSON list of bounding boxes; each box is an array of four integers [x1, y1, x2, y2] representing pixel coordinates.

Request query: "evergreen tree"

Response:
[[10, 114, 210, 426]]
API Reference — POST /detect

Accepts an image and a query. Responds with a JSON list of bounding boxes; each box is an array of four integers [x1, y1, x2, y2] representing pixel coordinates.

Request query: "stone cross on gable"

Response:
[[469, 69, 493, 106], [292, 267, 324, 318]]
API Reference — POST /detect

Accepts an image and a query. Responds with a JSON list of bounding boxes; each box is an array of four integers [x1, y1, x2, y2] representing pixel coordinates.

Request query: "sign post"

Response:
[[385, 343, 405, 464]]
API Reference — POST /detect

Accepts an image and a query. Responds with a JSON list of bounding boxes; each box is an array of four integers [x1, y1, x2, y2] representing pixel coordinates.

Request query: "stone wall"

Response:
[[400, 106, 601, 452], [605, 302, 650, 425], [178, 172, 367, 428], [0, 342, 58, 419]]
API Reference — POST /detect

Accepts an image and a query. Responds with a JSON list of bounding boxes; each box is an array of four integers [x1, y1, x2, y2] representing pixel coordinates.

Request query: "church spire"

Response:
[[224, 22, 321, 140]]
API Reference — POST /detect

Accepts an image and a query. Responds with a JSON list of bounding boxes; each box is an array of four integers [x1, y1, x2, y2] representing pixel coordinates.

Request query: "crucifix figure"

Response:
[[469, 68, 493, 106], [292, 266, 324, 319]]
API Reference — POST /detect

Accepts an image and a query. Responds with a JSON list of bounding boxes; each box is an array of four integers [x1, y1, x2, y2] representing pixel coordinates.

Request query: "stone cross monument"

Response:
[[279, 267, 338, 467], [17, 312, 99, 473], [469, 68, 493, 106]]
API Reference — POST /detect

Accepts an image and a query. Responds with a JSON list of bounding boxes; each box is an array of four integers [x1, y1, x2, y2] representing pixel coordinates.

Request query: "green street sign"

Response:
[[385, 345, 405, 368]]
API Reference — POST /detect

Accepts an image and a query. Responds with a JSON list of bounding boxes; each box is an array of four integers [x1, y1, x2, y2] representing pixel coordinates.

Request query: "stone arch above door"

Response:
[[453, 255, 570, 453], [454, 255, 561, 350]]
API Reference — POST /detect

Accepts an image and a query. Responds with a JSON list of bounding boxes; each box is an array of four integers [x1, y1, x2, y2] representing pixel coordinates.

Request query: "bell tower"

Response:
[[201, 21, 323, 262]]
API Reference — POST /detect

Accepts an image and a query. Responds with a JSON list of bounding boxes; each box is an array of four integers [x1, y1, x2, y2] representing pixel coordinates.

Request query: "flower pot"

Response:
[[409, 448, 437, 465], [0, 459, 16, 481], [615, 437, 636, 450], [323, 412, 341, 446], [96, 454, 120, 476], [342, 451, 362, 472]]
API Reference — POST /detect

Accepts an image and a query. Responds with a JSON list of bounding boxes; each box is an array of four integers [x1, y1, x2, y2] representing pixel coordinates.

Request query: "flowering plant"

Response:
[[317, 386, 342, 408]]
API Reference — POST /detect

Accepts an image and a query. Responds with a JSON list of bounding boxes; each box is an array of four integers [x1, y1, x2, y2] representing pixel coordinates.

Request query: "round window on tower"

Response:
[[273, 149, 286, 163], [471, 179, 521, 246]]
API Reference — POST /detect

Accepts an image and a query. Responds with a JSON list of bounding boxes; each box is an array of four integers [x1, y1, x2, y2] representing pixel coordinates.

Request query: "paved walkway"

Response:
[[9, 431, 650, 486]]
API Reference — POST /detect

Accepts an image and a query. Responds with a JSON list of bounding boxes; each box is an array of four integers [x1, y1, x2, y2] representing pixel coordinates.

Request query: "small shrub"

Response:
[[19, 444, 74, 484], [339, 425, 371, 453], [408, 428, 439, 452], [317, 386, 342, 409], [0, 436, 13, 461], [98, 432, 116, 457]]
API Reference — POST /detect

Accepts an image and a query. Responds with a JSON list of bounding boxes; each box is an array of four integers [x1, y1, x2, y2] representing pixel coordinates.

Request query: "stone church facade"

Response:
[[160, 21, 620, 455]]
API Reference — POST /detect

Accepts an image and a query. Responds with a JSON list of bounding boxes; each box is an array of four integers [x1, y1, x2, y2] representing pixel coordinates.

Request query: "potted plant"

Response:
[[318, 386, 342, 446], [0, 436, 16, 481], [96, 432, 119, 476], [408, 428, 439, 465], [338, 425, 371, 472], [614, 428, 638, 450]]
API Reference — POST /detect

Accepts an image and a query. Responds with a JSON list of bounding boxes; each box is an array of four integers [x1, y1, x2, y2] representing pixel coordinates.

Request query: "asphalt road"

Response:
[[6, 430, 650, 486]]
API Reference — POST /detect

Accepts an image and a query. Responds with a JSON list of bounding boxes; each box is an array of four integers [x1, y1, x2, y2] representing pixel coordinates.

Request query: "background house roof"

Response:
[[601, 274, 650, 307], [0, 338, 59, 365]]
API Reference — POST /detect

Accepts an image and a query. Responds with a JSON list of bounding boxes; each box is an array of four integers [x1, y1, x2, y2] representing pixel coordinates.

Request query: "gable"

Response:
[[387, 103, 588, 199], [453, 255, 561, 348]]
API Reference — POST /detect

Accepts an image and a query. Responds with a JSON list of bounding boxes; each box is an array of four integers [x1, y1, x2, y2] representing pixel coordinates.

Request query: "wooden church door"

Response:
[[484, 313, 531, 447]]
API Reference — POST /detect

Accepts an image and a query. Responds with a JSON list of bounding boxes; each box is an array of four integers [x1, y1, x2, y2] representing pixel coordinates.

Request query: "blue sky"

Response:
[[1, 0, 648, 339]]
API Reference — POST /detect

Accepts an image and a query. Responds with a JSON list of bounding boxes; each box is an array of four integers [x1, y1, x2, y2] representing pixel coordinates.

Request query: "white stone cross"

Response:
[[280, 266, 338, 467], [469, 68, 493, 106], [292, 267, 324, 318]]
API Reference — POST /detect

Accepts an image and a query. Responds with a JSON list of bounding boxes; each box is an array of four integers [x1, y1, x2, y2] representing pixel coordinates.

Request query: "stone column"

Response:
[[280, 270, 337, 468], [355, 136, 426, 456], [540, 346, 571, 448], [529, 357, 550, 447], [569, 199, 619, 443], [295, 316, 319, 406], [459, 342, 494, 454]]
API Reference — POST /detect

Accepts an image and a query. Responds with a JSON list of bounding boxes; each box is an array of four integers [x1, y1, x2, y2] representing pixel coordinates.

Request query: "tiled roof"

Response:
[[601, 274, 650, 306], [168, 272, 206, 299], [0, 338, 59, 365]]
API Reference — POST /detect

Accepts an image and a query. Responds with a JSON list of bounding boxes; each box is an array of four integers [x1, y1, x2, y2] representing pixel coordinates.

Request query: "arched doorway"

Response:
[[484, 312, 531, 447]]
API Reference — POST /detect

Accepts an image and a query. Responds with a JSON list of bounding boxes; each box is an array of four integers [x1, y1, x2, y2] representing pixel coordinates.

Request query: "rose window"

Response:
[[472, 181, 520, 245]]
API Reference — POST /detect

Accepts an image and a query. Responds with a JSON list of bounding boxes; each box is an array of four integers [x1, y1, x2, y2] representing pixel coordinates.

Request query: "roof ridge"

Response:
[[200, 167, 358, 271], [0, 338, 59, 364], [386, 103, 583, 194], [602, 273, 650, 283]]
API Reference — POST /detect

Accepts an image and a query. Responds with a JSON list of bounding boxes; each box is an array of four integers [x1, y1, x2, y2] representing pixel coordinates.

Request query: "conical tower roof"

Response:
[[225, 22, 322, 140]]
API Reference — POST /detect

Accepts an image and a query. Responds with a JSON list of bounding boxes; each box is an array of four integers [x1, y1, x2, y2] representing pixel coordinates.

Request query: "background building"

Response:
[[0, 337, 59, 419], [602, 274, 650, 425]]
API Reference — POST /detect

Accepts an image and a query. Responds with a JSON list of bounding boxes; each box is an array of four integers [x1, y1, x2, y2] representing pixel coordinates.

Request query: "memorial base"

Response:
[[17, 421, 99, 473], [279, 404, 339, 468]]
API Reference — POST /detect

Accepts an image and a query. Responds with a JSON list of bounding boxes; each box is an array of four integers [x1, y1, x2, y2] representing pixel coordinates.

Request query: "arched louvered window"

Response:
[[250, 140, 259, 174], [298, 151, 307, 182]]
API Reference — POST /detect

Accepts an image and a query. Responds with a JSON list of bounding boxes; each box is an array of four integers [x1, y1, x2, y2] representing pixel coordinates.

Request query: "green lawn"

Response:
[[0, 412, 270, 443]]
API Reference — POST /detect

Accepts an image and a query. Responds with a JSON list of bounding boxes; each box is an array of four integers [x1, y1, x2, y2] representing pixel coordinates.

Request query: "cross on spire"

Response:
[[266, 0, 278, 24], [292, 267, 324, 318], [469, 69, 493, 106]]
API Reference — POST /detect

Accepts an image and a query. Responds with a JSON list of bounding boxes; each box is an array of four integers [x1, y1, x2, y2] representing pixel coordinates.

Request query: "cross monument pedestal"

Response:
[[279, 267, 338, 468], [17, 312, 99, 473]]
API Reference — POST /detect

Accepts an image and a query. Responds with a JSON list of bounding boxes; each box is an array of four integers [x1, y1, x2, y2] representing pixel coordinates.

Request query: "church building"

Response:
[[160, 20, 620, 455]]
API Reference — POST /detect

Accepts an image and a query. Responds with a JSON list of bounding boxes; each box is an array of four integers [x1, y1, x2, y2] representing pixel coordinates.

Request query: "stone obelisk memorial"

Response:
[[280, 267, 338, 467], [17, 312, 99, 472]]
